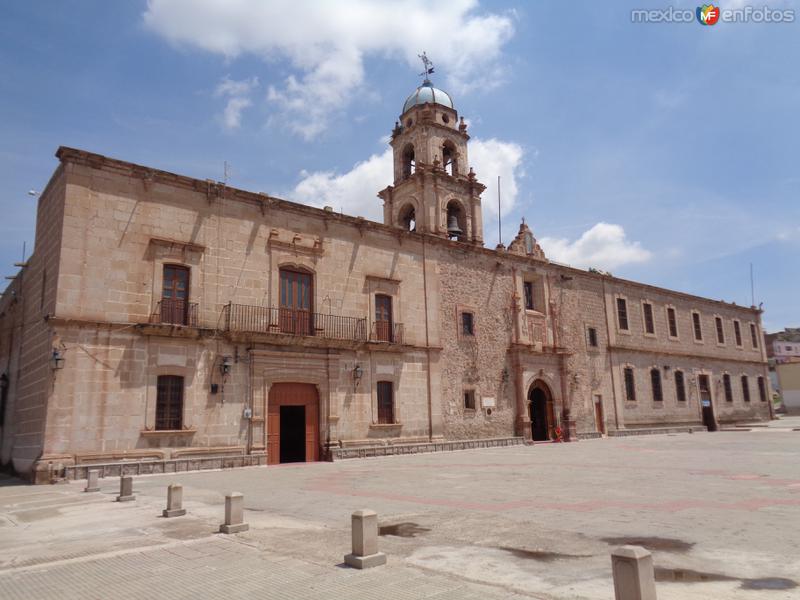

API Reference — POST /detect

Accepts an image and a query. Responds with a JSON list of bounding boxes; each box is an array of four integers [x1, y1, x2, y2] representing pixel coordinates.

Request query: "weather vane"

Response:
[[418, 51, 434, 83]]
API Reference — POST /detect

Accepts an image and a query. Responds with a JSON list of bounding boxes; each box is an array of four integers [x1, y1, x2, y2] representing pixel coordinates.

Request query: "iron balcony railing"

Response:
[[224, 304, 369, 342], [370, 321, 404, 344], [152, 298, 198, 327]]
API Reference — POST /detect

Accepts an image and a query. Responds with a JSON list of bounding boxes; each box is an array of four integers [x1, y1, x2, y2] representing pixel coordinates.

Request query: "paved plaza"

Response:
[[1, 423, 799, 599]]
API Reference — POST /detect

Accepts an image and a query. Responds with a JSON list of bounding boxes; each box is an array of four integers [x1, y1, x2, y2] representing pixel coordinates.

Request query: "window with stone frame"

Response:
[[523, 276, 546, 313], [643, 302, 655, 335], [156, 375, 184, 430], [617, 298, 629, 331], [624, 367, 636, 401], [733, 320, 743, 347], [757, 376, 767, 402], [523, 281, 534, 310], [587, 326, 598, 348], [650, 368, 663, 402], [377, 381, 394, 424], [723, 373, 733, 402], [692, 311, 703, 341], [464, 389, 476, 410], [674, 370, 687, 402], [715, 316, 725, 344], [461, 311, 475, 336], [741, 375, 751, 403], [750, 323, 759, 349], [667, 307, 679, 338]]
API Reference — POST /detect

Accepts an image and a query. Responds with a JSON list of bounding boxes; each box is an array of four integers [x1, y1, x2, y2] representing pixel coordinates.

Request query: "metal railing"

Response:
[[370, 321, 404, 344], [152, 299, 198, 327], [224, 304, 368, 342]]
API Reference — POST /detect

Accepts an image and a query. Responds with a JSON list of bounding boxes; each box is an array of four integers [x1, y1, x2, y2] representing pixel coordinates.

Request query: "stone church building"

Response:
[[0, 77, 771, 482]]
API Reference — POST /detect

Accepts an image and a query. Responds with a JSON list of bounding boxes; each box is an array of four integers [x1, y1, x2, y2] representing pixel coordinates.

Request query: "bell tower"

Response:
[[378, 54, 485, 245]]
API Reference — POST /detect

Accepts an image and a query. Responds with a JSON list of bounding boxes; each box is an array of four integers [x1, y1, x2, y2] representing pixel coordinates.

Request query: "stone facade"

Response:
[[0, 83, 772, 482]]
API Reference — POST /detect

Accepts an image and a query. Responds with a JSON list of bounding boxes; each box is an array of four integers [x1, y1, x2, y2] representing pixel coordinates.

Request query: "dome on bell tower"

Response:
[[402, 80, 454, 114]]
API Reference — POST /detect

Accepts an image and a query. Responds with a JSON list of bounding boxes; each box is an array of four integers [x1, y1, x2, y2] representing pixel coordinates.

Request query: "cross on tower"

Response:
[[417, 52, 434, 83]]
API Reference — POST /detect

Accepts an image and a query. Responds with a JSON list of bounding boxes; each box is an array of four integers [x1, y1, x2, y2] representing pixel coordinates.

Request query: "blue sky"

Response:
[[1, 1, 797, 331]]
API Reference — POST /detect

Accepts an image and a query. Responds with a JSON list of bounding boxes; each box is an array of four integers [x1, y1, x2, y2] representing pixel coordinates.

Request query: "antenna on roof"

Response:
[[417, 52, 434, 83]]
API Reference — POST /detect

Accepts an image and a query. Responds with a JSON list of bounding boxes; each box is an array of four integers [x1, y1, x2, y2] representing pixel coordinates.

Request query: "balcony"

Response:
[[370, 321, 404, 344], [223, 304, 368, 343], [151, 299, 198, 327]]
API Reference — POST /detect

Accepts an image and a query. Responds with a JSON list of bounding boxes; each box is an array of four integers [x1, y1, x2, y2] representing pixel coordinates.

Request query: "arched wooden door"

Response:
[[528, 381, 556, 442], [267, 383, 319, 465]]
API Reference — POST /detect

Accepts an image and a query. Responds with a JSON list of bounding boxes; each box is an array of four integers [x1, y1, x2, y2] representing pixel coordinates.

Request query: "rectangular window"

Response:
[[723, 374, 733, 402], [523, 281, 534, 311], [624, 367, 636, 401], [375, 294, 393, 342], [650, 368, 663, 402], [733, 320, 742, 346], [692, 312, 703, 341], [741, 375, 751, 403], [377, 381, 394, 424], [675, 371, 687, 402], [587, 327, 598, 348], [156, 375, 184, 430], [464, 389, 476, 410], [758, 376, 767, 402], [667, 307, 678, 338], [750, 323, 759, 349], [461, 312, 475, 336], [617, 298, 629, 331], [715, 317, 725, 344], [162, 265, 190, 326], [279, 268, 313, 335], [643, 303, 655, 335]]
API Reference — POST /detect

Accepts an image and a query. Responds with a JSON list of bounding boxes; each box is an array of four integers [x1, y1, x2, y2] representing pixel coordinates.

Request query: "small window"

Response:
[[624, 367, 636, 401], [741, 375, 751, 403], [715, 317, 725, 344], [587, 327, 598, 348], [464, 389, 476, 410], [156, 375, 184, 430], [523, 281, 534, 311], [667, 307, 678, 338], [675, 370, 687, 402], [733, 320, 742, 347], [650, 368, 663, 402], [643, 303, 655, 335], [750, 323, 759, 349], [377, 381, 394, 424], [461, 311, 475, 336], [723, 374, 733, 402], [692, 312, 703, 341], [758, 376, 767, 402], [617, 298, 629, 331]]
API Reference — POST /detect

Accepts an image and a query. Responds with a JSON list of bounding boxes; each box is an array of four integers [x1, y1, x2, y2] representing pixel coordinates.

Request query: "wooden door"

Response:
[[375, 294, 393, 342], [594, 397, 605, 435], [279, 269, 313, 335], [267, 383, 319, 465], [698, 374, 717, 431], [162, 265, 189, 325]]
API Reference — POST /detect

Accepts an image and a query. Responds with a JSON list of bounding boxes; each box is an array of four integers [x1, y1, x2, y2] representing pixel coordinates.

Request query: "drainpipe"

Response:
[[421, 235, 434, 441]]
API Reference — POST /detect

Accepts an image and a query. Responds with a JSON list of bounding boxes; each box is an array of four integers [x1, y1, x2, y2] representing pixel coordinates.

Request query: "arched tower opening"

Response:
[[402, 144, 415, 179], [399, 203, 416, 231], [442, 140, 457, 177], [446, 200, 466, 241]]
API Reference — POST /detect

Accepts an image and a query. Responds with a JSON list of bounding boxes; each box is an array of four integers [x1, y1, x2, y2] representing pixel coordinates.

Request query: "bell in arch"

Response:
[[447, 213, 463, 237]]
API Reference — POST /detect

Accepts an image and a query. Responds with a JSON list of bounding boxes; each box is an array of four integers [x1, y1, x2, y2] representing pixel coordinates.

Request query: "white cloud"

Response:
[[288, 138, 524, 220], [143, 0, 514, 138], [539, 222, 652, 271], [214, 76, 258, 130]]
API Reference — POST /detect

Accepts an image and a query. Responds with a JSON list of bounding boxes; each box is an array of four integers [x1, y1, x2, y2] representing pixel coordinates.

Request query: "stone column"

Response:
[[163, 484, 186, 518], [219, 492, 249, 534], [84, 469, 100, 493], [611, 545, 657, 600], [344, 509, 386, 569], [116, 476, 135, 502]]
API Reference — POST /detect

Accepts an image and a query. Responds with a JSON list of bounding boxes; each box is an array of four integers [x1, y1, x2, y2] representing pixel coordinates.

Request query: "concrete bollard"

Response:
[[116, 476, 135, 502], [84, 469, 100, 493], [162, 483, 186, 518], [219, 492, 249, 534], [611, 545, 657, 600], [344, 509, 386, 569]]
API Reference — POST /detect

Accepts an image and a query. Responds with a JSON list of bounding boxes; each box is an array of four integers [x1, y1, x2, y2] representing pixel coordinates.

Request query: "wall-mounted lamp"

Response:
[[352, 364, 363, 386], [51, 349, 65, 370], [220, 356, 233, 377]]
